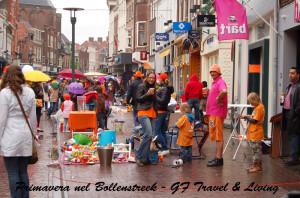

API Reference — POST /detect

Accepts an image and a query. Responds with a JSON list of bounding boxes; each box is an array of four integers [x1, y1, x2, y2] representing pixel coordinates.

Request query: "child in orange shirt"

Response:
[[176, 103, 194, 163], [241, 92, 265, 173]]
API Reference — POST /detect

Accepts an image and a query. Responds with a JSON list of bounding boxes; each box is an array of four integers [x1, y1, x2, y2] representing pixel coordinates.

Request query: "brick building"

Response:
[[18, 0, 61, 73], [0, 0, 19, 63]]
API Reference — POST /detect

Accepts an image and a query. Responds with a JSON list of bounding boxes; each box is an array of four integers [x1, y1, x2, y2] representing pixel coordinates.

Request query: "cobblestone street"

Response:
[[1, 108, 300, 198]]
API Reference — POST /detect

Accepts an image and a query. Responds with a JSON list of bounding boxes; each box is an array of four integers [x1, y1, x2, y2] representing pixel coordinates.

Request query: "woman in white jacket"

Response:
[[0, 65, 37, 198]]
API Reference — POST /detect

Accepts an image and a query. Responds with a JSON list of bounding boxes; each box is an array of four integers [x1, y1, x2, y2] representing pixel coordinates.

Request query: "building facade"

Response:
[[18, 0, 61, 74]]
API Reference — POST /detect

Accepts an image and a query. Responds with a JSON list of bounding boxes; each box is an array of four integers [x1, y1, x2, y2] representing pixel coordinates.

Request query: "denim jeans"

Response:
[[48, 102, 58, 117], [132, 109, 139, 127], [289, 133, 300, 161], [97, 112, 106, 129], [155, 112, 168, 150], [187, 98, 201, 122], [136, 116, 155, 163], [64, 118, 69, 132], [179, 146, 192, 163], [4, 156, 31, 198]]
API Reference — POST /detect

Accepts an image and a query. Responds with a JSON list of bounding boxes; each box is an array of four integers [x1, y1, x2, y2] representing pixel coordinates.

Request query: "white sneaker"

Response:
[[158, 150, 170, 156]]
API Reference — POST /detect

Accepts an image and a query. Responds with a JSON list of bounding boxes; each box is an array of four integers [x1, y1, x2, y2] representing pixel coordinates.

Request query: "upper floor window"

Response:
[[137, 22, 146, 47]]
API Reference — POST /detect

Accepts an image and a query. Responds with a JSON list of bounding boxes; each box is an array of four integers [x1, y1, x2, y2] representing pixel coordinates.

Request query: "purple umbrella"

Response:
[[68, 82, 84, 95]]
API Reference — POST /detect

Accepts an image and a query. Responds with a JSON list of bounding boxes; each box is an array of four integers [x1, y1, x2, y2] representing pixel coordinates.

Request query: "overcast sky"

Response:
[[51, 0, 109, 44]]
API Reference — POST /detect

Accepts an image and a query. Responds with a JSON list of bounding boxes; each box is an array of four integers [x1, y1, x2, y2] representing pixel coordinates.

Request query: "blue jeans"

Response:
[[48, 102, 58, 117], [64, 118, 69, 132], [289, 133, 300, 161], [188, 98, 201, 122], [155, 112, 168, 150], [132, 109, 139, 127], [136, 116, 155, 163], [180, 146, 192, 163], [4, 157, 31, 198]]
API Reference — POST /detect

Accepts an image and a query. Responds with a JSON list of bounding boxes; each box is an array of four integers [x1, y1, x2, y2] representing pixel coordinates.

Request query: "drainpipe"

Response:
[[274, 0, 279, 113]]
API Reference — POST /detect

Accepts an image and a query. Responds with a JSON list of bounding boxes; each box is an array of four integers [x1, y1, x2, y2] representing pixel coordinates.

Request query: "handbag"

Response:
[[14, 91, 39, 164]]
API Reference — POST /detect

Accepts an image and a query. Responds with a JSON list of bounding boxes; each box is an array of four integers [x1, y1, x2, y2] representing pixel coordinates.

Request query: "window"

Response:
[[128, 30, 132, 47], [137, 22, 146, 47]]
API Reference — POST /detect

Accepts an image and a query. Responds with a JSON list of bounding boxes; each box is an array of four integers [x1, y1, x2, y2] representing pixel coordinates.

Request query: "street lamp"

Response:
[[63, 7, 84, 82]]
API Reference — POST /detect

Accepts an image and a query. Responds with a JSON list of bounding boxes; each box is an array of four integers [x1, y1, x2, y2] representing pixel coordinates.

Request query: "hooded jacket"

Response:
[[185, 74, 203, 100], [156, 83, 174, 111]]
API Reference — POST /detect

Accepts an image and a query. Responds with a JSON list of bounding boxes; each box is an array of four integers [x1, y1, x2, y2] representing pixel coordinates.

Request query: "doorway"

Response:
[[248, 39, 269, 135]]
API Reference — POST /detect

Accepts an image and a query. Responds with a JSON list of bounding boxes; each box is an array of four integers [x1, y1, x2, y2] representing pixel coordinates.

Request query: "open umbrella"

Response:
[[24, 71, 51, 82], [58, 69, 85, 79], [22, 65, 34, 73], [84, 72, 107, 77], [68, 82, 84, 94], [105, 75, 117, 81]]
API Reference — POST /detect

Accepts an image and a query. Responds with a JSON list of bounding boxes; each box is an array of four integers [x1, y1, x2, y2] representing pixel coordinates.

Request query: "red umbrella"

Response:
[[58, 69, 85, 79]]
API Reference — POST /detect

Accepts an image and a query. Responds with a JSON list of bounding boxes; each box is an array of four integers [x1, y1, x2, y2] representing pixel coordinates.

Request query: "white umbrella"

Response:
[[84, 72, 107, 77], [22, 65, 34, 73]]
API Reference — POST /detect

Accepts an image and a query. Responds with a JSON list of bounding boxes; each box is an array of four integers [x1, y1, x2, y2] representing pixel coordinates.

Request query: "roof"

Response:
[[19, 0, 55, 8]]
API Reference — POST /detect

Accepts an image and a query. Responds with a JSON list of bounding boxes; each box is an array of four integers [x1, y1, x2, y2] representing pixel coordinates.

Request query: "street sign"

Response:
[[155, 33, 169, 41], [197, 15, 216, 27], [188, 30, 200, 39], [173, 22, 191, 34]]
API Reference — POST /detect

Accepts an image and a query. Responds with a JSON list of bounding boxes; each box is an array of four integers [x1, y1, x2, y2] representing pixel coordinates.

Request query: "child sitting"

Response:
[[241, 92, 265, 173], [61, 94, 74, 132], [176, 103, 194, 163]]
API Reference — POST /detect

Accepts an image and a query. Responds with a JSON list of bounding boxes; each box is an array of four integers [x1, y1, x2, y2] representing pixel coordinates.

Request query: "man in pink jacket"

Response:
[[206, 64, 228, 167]]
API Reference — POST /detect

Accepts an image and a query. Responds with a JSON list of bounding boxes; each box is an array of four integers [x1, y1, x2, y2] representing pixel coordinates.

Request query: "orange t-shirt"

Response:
[[176, 115, 193, 146], [247, 103, 265, 141], [138, 106, 157, 119]]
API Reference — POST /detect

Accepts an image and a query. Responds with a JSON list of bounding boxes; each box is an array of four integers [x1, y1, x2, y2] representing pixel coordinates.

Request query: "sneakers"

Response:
[[158, 150, 170, 156], [248, 161, 262, 173], [207, 158, 223, 167], [136, 159, 145, 167]]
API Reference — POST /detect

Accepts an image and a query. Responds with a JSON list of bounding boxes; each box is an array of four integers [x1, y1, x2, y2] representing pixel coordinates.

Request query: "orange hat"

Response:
[[209, 64, 221, 74], [159, 73, 168, 81], [64, 93, 70, 100], [134, 71, 143, 78]]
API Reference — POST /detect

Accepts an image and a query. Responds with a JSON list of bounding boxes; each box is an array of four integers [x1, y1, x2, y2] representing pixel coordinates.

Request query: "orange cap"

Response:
[[134, 71, 143, 78], [64, 94, 70, 100], [209, 64, 221, 74], [159, 73, 168, 81]]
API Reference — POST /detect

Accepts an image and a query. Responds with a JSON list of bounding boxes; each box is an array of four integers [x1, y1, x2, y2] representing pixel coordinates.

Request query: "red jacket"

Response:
[[185, 74, 203, 100]]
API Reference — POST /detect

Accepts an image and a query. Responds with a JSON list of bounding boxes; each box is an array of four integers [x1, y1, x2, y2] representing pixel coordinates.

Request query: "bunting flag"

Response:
[[215, 0, 249, 41], [296, 0, 300, 22]]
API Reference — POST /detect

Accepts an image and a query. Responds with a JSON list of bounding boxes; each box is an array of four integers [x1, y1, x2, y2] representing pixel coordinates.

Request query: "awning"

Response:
[[143, 62, 153, 70], [159, 47, 171, 58]]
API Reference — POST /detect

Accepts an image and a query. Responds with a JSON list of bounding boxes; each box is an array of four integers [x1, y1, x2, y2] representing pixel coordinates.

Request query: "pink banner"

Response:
[[215, 0, 249, 41], [296, 0, 300, 22]]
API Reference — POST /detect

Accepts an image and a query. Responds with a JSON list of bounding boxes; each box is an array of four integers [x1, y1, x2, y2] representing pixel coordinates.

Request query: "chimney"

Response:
[[89, 37, 94, 42], [97, 37, 103, 43]]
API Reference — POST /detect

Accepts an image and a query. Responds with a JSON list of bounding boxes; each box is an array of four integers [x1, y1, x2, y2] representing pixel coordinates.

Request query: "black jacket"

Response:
[[156, 84, 174, 111], [285, 82, 300, 133], [126, 78, 143, 108], [136, 82, 156, 111]]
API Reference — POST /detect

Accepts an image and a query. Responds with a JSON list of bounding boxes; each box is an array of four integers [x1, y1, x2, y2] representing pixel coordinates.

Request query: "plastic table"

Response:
[[69, 111, 97, 137], [223, 104, 253, 160]]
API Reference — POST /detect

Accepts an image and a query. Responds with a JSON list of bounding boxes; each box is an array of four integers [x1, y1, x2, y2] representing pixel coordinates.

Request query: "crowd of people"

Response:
[[1, 62, 300, 197]]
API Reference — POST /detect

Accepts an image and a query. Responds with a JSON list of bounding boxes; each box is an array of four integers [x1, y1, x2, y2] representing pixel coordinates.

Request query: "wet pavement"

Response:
[[1, 107, 300, 198]]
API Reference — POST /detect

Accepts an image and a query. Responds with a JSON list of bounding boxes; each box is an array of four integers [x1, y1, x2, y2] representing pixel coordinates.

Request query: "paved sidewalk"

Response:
[[0, 108, 300, 197]]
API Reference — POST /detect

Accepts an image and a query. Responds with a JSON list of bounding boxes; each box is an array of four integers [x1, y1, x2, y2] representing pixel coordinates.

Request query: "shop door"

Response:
[[248, 39, 269, 135]]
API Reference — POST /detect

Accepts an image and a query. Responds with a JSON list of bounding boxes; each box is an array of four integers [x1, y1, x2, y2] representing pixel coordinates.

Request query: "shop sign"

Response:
[[188, 30, 200, 39], [155, 33, 169, 41], [173, 22, 192, 34], [197, 15, 216, 27]]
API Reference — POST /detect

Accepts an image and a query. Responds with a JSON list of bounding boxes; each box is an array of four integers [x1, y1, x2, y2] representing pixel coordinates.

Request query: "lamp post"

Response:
[[63, 7, 84, 82]]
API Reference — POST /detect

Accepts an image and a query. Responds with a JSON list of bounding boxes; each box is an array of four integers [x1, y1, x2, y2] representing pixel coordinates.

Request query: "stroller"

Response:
[[166, 115, 209, 159]]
